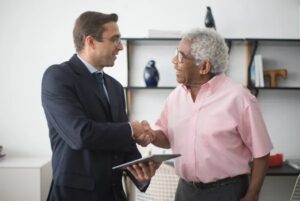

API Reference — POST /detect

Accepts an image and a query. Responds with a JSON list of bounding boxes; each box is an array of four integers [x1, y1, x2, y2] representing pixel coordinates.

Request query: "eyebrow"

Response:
[[112, 34, 121, 39], [178, 50, 187, 57], [178, 49, 193, 60]]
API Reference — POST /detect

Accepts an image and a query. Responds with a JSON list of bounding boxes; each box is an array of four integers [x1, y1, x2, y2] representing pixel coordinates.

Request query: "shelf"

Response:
[[246, 38, 300, 95], [253, 87, 300, 90], [267, 162, 300, 176], [123, 38, 295, 44], [123, 37, 244, 42], [249, 87, 300, 96], [246, 38, 300, 43], [123, 38, 299, 42]]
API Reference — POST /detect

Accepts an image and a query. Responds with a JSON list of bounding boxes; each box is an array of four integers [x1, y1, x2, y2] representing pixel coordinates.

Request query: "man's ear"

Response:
[[85, 36, 96, 49], [198, 61, 212, 75]]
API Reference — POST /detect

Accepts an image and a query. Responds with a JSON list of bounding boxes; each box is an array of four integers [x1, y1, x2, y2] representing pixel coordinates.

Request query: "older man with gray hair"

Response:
[[134, 28, 273, 201]]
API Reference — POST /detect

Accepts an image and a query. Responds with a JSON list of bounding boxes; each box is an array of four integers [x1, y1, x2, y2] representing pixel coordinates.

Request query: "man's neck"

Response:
[[78, 52, 104, 71], [187, 73, 214, 101]]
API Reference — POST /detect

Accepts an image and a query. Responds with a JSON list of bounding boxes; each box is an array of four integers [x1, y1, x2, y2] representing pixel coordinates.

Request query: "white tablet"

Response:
[[112, 154, 181, 170]]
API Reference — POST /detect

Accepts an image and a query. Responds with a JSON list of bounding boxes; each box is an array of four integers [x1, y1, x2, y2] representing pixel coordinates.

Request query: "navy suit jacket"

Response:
[[42, 55, 143, 201]]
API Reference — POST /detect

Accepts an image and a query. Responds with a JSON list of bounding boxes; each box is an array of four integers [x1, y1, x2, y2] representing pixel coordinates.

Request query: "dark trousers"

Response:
[[175, 175, 249, 201]]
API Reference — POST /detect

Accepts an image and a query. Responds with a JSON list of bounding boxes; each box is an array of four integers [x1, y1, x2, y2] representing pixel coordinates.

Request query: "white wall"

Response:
[[0, 0, 299, 159]]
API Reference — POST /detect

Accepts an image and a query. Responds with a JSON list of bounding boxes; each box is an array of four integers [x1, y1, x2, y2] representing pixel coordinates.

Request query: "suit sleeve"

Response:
[[42, 65, 135, 152]]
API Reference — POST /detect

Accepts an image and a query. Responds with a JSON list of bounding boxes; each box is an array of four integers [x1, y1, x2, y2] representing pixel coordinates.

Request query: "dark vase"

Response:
[[143, 60, 159, 87], [204, 6, 216, 30]]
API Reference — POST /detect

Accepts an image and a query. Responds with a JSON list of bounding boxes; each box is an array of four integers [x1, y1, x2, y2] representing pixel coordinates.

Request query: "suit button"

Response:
[[114, 155, 118, 159]]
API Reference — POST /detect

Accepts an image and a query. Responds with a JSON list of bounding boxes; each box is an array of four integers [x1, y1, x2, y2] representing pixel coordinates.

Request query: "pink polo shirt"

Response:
[[155, 73, 273, 183]]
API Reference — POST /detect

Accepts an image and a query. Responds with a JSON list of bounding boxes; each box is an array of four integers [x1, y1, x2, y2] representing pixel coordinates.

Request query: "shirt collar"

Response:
[[204, 73, 226, 93], [180, 73, 226, 94], [76, 54, 104, 74]]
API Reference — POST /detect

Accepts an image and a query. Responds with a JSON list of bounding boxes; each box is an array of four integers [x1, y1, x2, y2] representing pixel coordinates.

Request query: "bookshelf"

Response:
[[246, 39, 300, 96]]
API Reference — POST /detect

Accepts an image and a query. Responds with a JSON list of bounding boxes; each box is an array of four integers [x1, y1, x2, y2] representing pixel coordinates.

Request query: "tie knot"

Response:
[[93, 72, 104, 84]]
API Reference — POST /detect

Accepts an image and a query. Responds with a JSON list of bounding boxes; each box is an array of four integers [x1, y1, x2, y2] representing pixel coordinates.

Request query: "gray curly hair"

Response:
[[182, 28, 229, 74]]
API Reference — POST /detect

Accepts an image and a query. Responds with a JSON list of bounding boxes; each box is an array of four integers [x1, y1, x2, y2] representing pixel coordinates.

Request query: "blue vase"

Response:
[[143, 60, 159, 87]]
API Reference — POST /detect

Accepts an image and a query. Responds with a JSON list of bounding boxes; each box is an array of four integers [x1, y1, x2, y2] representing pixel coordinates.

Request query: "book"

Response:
[[286, 159, 300, 170], [112, 154, 181, 170], [254, 54, 264, 87], [250, 64, 256, 87]]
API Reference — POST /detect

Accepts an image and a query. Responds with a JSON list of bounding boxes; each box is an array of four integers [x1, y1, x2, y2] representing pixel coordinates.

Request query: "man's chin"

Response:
[[104, 62, 115, 68]]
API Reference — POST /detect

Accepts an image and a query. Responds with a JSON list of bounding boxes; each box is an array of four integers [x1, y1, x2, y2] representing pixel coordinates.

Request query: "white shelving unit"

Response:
[[0, 157, 52, 201]]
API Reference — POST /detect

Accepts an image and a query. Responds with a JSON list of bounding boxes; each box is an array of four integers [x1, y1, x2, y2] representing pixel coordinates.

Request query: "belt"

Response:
[[184, 174, 248, 189]]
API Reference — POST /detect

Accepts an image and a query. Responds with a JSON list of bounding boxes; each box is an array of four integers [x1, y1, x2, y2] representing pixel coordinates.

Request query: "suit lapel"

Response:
[[68, 55, 112, 118], [104, 75, 119, 122]]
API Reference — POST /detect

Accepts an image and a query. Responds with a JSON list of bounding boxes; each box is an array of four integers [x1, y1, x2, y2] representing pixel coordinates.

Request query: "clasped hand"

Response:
[[130, 120, 155, 147], [129, 120, 161, 183]]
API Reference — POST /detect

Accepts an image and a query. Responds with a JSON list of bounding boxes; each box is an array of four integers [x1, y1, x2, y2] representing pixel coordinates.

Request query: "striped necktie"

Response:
[[93, 72, 110, 106]]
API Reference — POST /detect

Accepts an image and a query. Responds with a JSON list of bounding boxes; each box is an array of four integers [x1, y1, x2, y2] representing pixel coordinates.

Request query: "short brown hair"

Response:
[[73, 11, 118, 52]]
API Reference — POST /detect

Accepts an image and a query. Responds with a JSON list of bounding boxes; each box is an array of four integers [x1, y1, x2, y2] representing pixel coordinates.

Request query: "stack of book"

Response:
[[286, 159, 300, 170]]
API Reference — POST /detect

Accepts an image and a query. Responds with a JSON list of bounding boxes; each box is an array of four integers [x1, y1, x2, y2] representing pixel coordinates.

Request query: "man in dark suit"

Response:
[[42, 11, 159, 201]]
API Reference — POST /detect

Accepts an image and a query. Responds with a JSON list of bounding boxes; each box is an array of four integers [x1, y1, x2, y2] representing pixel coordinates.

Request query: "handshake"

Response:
[[130, 120, 155, 147]]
